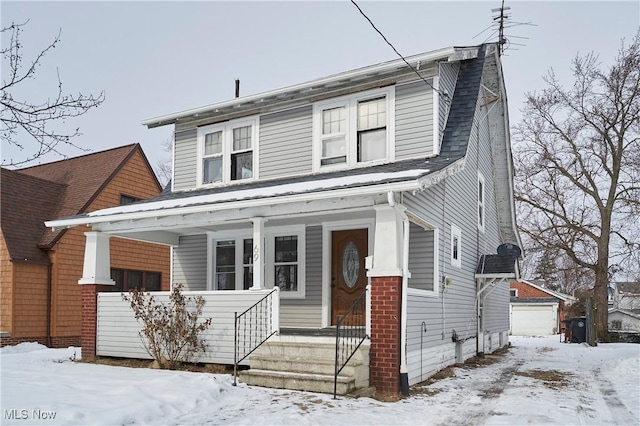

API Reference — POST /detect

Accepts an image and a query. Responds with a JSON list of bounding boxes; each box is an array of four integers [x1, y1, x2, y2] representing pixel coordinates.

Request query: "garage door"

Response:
[[511, 304, 558, 336]]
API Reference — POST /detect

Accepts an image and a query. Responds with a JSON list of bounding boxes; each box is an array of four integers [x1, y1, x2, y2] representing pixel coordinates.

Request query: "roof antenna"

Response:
[[474, 1, 535, 56], [492, 0, 509, 55], [235, 79, 240, 98]]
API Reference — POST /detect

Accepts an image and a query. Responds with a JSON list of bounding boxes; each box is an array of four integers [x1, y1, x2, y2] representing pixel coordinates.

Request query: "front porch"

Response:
[[56, 185, 446, 399]]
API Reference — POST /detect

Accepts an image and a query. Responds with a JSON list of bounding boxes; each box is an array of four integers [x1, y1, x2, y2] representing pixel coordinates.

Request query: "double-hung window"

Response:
[[208, 225, 305, 298], [210, 234, 254, 291], [314, 87, 394, 171], [357, 97, 387, 162], [198, 117, 258, 186], [268, 225, 305, 299]]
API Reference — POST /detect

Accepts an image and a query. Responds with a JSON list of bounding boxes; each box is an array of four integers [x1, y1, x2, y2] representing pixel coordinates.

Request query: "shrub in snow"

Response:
[[122, 284, 213, 368]]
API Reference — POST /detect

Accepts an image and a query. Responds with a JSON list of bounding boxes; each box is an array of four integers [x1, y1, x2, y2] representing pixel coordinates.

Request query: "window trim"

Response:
[[478, 171, 485, 232], [207, 230, 253, 291], [110, 268, 162, 292], [510, 288, 518, 297], [196, 116, 259, 187], [312, 87, 395, 172], [450, 224, 462, 268], [266, 225, 306, 299], [206, 225, 305, 298]]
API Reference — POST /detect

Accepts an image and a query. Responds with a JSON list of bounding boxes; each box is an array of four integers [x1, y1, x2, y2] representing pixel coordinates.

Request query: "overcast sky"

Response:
[[2, 1, 638, 172]]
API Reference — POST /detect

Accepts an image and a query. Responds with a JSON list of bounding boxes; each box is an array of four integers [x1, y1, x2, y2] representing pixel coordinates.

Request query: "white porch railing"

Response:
[[96, 289, 279, 365]]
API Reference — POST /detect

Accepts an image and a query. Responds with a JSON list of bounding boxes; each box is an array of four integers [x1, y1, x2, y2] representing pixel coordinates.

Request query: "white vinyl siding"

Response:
[[172, 235, 207, 290], [276, 225, 322, 328], [408, 222, 436, 292], [173, 128, 198, 191], [395, 81, 434, 159], [96, 289, 277, 365], [259, 106, 313, 179]]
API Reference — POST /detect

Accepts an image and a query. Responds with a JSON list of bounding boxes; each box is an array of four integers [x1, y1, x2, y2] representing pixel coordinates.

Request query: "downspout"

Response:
[[388, 191, 410, 395], [46, 262, 52, 348], [476, 278, 502, 354]]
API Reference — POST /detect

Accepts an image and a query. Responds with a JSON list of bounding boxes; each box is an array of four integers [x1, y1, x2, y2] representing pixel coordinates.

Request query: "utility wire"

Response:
[[349, 0, 450, 102]]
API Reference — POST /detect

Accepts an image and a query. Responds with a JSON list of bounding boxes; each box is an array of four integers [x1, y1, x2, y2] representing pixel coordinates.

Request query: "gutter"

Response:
[[46, 180, 421, 230], [142, 47, 456, 128]]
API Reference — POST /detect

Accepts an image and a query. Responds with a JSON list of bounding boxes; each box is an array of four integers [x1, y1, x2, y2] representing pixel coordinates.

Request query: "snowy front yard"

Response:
[[1, 336, 638, 425]]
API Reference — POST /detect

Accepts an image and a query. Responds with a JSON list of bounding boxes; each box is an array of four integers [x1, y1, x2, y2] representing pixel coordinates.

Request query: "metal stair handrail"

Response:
[[233, 288, 279, 386], [333, 288, 369, 399]]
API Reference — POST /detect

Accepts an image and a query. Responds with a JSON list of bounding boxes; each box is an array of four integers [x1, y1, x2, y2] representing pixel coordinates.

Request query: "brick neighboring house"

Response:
[[0, 144, 171, 348], [510, 280, 574, 336]]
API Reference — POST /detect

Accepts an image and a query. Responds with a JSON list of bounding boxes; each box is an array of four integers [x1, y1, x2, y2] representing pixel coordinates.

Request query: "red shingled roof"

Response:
[[1, 144, 151, 262]]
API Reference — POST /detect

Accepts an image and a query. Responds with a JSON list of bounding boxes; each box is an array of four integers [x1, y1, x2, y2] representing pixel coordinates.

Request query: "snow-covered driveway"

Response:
[[1, 336, 638, 425]]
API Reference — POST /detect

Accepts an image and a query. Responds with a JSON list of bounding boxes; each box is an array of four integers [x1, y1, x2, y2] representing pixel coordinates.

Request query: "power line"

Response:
[[349, 0, 450, 102]]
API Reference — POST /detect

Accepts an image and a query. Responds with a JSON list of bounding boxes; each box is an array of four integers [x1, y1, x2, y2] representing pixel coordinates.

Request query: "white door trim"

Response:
[[321, 219, 374, 328]]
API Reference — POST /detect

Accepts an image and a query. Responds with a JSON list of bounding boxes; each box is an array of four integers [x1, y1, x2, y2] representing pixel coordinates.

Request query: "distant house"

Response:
[[608, 282, 640, 333], [510, 280, 574, 336], [47, 43, 521, 399], [0, 144, 171, 348]]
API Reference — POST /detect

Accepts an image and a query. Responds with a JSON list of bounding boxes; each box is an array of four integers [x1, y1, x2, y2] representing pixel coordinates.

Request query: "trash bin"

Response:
[[568, 317, 587, 343]]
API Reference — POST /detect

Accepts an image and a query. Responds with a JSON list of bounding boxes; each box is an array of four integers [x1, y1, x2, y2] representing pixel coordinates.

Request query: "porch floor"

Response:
[[279, 327, 337, 337]]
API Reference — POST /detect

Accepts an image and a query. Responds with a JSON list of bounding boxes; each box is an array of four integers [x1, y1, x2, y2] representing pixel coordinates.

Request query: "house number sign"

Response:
[[253, 246, 260, 262], [342, 241, 359, 288]]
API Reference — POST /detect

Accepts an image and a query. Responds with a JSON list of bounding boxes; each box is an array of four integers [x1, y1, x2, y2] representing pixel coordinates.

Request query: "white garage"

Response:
[[510, 303, 559, 336]]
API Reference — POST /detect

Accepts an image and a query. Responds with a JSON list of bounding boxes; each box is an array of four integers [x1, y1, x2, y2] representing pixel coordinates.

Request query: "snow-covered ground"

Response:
[[1, 336, 638, 425]]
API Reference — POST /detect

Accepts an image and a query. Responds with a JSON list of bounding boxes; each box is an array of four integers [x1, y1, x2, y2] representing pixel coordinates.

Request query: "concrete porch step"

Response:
[[252, 341, 368, 363], [248, 354, 360, 376], [238, 369, 355, 395], [238, 339, 370, 395]]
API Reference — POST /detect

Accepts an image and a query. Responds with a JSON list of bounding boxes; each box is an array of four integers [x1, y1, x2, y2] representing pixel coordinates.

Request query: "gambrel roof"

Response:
[[47, 45, 492, 228]]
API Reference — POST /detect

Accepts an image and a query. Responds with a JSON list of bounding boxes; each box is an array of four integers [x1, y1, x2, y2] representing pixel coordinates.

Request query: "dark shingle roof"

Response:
[[1, 144, 155, 263], [16, 144, 141, 247], [0, 169, 66, 264], [475, 254, 518, 275], [439, 45, 486, 159]]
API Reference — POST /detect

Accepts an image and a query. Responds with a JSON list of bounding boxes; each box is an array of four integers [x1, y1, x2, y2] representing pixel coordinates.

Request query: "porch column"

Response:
[[78, 232, 115, 360], [367, 205, 404, 401], [251, 218, 265, 290]]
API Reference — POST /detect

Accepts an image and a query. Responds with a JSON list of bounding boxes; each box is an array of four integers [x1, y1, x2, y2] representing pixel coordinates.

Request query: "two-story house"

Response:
[[47, 43, 520, 400], [1, 144, 170, 348], [609, 282, 640, 333]]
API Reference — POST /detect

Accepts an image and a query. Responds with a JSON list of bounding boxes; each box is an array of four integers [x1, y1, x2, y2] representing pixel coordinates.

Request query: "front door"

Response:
[[331, 229, 368, 325]]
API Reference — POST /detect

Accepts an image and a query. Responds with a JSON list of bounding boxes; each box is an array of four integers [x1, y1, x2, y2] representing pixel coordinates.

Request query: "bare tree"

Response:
[[155, 136, 173, 187], [1, 21, 105, 166], [514, 32, 640, 342]]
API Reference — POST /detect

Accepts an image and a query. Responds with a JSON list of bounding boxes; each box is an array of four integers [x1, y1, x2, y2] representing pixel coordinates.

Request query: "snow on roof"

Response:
[[85, 168, 427, 219]]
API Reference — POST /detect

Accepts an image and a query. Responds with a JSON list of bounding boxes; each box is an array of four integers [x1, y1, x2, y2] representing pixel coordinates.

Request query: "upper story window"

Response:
[[450, 224, 462, 268], [313, 87, 395, 171], [120, 194, 141, 205], [197, 116, 258, 186], [478, 172, 485, 232], [510, 288, 517, 297]]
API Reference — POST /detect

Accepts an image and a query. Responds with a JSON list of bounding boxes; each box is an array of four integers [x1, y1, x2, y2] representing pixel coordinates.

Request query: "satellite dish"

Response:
[[497, 243, 522, 258]]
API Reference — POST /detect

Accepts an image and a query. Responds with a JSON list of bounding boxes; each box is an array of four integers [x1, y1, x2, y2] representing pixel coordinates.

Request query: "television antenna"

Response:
[[473, 1, 536, 56]]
